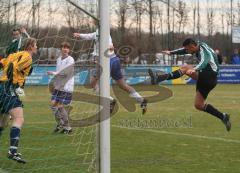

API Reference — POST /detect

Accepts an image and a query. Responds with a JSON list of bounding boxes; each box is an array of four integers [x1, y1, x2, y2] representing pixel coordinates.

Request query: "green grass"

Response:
[[1, 85, 240, 173]]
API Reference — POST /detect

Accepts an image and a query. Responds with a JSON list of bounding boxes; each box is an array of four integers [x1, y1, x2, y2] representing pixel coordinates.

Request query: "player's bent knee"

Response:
[[51, 100, 57, 106], [194, 103, 204, 111], [12, 117, 24, 128]]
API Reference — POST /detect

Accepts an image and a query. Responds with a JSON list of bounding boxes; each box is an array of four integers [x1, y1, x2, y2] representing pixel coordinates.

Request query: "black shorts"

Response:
[[196, 70, 218, 99], [0, 84, 23, 114]]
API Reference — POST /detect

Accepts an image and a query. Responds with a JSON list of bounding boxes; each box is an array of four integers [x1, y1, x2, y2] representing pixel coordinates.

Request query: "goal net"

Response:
[[0, 0, 103, 173]]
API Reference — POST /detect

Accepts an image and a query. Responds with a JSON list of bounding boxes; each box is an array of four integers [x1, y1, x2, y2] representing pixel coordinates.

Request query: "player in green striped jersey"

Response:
[[148, 38, 231, 131]]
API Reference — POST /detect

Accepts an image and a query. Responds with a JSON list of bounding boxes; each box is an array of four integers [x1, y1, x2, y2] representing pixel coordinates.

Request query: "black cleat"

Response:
[[110, 99, 117, 114], [156, 73, 169, 83], [60, 128, 73, 134], [148, 69, 157, 85], [140, 98, 148, 115], [148, 69, 168, 84], [53, 125, 62, 133], [8, 151, 26, 164], [222, 113, 231, 132]]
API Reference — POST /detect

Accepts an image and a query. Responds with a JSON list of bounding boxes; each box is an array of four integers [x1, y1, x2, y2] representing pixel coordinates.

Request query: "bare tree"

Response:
[[132, 0, 144, 40], [13, 0, 23, 26], [192, 4, 196, 37], [36, 0, 41, 30], [175, 0, 188, 33], [115, 0, 129, 44], [237, 1, 240, 25], [226, 11, 231, 38], [32, 0, 36, 29], [7, 0, 11, 26], [158, 5, 164, 49], [206, 3, 215, 38], [197, 0, 200, 39], [221, 11, 225, 35], [141, 0, 155, 37], [153, 6, 160, 36]]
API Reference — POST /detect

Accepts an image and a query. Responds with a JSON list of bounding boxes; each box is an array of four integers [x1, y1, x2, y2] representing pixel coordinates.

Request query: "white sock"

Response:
[[109, 96, 114, 101], [93, 86, 100, 95], [93, 87, 113, 101], [130, 91, 143, 103]]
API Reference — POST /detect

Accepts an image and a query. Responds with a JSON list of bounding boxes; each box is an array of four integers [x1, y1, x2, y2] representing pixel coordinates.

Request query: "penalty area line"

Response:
[[112, 125, 240, 144], [0, 168, 10, 173]]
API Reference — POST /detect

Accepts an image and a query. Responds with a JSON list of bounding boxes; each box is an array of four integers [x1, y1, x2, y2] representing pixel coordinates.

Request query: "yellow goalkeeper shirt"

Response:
[[0, 51, 32, 87]]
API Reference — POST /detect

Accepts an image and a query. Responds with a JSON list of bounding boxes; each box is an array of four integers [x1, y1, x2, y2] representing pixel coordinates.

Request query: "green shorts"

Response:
[[0, 83, 23, 114]]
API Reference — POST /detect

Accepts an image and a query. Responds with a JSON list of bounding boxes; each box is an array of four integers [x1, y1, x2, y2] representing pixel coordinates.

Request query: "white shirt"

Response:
[[56, 56, 75, 92], [79, 29, 114, 57]]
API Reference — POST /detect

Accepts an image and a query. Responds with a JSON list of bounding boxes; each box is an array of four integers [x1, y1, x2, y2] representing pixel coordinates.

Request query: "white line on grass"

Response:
[[112, 125, 240, 144], [0, 168, 10, 173]]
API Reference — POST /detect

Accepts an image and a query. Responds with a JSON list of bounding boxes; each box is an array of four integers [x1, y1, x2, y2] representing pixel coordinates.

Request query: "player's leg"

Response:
[[50, 90, 64, 132], [90, 75, 100, 94], [195, 71, 231, 131], [115, 78, 143, 103], [194, 91, 231, 131], [57, 91, 73, 134], [58, 104, 72, 134], [148, 64, 194, 84], [50, 100, 63, 132], [186, 69, 198, 80], [8, 107, 26, 163], [115, 78, 148, 114], [111, 56, 147, 114], [89, 64, 116, 112]]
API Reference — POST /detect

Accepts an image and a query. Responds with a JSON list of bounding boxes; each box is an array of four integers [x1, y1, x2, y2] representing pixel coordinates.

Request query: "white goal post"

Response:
[[99, 0, 111, 173]]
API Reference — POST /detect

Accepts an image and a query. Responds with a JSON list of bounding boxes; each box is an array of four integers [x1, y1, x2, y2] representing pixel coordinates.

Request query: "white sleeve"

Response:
[[22, 31, 30, 38], [56, 58, 60, 73], [79, 32, 97, 40], [109, 35, 113, 47], [67, 57, 75, 66]]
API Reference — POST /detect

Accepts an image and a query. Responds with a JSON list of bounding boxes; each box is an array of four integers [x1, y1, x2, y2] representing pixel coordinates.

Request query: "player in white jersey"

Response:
[[73, 26, 147, 114], [47, 42, 75, 134]]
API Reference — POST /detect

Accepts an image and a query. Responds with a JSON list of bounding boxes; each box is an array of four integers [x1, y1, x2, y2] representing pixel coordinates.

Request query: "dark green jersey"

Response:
[[6, 39, 20, 56], [170, 41, 219, 73], [6, 32, 30, 56]]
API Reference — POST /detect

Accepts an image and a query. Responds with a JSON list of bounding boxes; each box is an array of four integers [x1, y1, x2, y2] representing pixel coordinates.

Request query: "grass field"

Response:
[[0, 84, 240, 173]]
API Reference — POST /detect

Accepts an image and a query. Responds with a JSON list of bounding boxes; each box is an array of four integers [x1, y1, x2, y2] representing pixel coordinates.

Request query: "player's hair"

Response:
[[12, 27, 21, 33], [23, 38, 37, 51], [61, 42, 71, 49], [182, 38, 197, 46]]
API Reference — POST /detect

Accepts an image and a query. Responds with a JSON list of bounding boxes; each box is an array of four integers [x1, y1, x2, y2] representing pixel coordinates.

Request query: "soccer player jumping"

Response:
[[73, 27, 147, 114], [0, 38, 37, 164], [148, 38, 231, 131]]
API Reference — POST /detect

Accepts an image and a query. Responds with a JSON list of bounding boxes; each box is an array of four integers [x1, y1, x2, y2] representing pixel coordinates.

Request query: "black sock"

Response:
[[166, 70, 183, 80], [204, 104, 224, 121], [0, 127, 3, 137], [9, 127, 21, 154]]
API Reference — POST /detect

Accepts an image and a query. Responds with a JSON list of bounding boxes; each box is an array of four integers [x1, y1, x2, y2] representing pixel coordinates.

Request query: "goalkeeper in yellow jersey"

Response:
[[0, 38, 37, 164]]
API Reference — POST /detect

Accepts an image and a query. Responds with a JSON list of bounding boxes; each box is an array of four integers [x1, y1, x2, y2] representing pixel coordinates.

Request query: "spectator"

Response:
[[231, 48, 240, 64], [215, 49, 223, 65]]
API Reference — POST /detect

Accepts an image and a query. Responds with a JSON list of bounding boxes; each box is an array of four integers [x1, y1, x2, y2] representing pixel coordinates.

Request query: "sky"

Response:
[[6, 0, 240, 34]]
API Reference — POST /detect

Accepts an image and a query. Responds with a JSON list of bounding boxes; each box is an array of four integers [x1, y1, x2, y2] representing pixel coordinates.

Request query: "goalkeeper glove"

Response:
[[15, 87, 25, 97]]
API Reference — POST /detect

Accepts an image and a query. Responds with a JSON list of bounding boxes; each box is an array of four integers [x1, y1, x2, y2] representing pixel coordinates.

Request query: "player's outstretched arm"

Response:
[[73, 33, 81, 38], [21, 27, 30, 38], [73, 32, 96, 40], [47, 71, 57, 75], [170, 47, 188, 55], [162, 50, 171, 55]]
